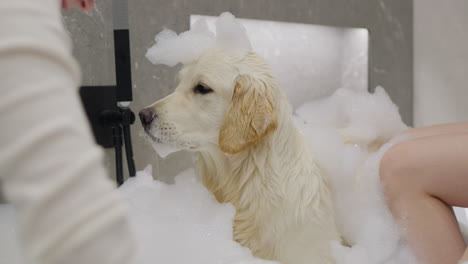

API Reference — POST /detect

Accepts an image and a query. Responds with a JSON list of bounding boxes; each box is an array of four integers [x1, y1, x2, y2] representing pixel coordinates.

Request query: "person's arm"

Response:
[[0, 1, 137, 263]]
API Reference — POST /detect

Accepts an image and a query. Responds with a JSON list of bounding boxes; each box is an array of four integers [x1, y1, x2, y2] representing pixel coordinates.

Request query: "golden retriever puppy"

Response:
[[139, 49, 341, 264]]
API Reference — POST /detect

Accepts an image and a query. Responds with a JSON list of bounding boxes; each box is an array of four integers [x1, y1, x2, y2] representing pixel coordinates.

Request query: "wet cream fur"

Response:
[[145, 50, 341, 264]]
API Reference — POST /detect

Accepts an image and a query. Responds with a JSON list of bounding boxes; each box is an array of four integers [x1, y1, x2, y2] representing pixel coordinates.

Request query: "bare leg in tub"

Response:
[[402, 122, 468, 138], [380, 122, 468, 264]]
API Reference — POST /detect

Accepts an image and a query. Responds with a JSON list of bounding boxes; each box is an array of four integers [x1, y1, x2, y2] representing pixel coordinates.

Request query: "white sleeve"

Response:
[[0, 1, 138, 264]]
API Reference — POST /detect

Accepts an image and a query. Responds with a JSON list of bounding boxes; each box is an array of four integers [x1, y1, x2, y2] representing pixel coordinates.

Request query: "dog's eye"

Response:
[[194, 84, 213, 95]]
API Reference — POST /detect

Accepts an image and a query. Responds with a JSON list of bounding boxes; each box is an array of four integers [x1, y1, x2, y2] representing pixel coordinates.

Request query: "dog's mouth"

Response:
[[142, 124, 199, 152], [143, 127, 185, 148], [145, 130, 163, 144], [142, 127, 199, 158]]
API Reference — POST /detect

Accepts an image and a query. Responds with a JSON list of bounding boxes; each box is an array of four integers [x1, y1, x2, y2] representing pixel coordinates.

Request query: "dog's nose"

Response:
[[139, 108, 156, 128]]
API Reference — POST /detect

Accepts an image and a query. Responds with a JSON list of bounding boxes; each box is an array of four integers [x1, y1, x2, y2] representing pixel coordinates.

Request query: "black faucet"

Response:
[[79, 0, 136, 186]]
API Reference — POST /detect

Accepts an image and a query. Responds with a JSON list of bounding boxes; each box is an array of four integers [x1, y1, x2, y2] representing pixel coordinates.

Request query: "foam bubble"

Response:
[[119, 166, 278, 264], [214, 12, 252, 57], [294, 87, 417, 264], [146, 19, 216, 67], [146, 12, 251, 67]]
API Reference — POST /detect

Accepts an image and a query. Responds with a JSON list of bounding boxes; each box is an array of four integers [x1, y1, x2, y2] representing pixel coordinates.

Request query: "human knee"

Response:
[[379, 144, 412, 200]]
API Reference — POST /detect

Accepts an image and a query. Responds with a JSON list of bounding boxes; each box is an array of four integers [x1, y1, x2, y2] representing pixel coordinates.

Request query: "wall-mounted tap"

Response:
[[79, 0, 135, 185]]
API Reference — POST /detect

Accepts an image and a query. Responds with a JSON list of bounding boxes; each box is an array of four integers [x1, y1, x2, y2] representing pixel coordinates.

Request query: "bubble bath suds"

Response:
[[293, 87, 417, 264], [119, 166, 277, 264], [146, 12, 252, 67]]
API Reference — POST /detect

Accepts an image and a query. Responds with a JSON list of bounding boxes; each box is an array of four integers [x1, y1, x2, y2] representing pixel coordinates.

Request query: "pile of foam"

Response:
[[294, 88, 417, 264], [294, 87, 406, 148], [119, 166, 277, 264], [0, 169, 275, 264], [146, 12, 251, 67]]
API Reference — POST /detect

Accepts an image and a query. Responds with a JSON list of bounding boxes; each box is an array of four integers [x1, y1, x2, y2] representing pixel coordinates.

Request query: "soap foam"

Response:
[[119, 166, 277, 264], [146, 12, 251, 67], [294, 87, 417, 264]]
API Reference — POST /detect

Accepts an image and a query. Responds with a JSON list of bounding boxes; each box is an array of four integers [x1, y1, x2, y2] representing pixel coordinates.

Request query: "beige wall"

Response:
[[414, 0, 468, 222], [414, 0, 468, 126]]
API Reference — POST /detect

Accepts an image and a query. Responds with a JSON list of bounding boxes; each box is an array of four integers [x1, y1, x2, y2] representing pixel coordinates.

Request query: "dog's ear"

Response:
[[219, 75, 277, 154]]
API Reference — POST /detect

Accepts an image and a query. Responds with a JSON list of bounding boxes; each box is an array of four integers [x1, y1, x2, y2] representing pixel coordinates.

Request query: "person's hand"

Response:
[[62, 0, 94, 11]]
